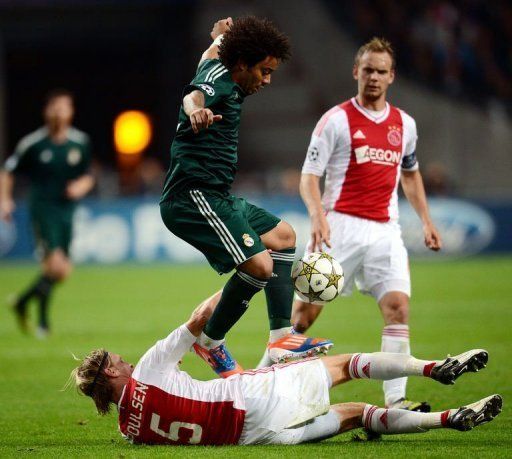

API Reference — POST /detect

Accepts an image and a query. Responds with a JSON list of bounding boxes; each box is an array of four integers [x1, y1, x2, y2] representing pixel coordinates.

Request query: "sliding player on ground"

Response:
[[71, 290, 501, 446]]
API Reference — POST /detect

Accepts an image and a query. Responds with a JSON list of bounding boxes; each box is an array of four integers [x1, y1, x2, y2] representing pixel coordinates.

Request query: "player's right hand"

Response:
[[0, 199, 15, 221], [189, 108, 222, 134], [309, 213, 331, 252], [211, 17, 233, 40]]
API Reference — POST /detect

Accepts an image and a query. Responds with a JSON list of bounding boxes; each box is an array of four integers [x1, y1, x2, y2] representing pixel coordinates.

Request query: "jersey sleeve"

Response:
[[302, 107, 346, 177], [3, 138, 33, 174], [183, 59, 231, 108], [401, 112, 419, 171], [136, 324, 196, 370]]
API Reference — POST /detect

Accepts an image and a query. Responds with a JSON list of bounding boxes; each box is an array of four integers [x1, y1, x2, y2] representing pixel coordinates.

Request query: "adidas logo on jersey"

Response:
[[353, 130, 366, 139], [354, 145, 401, 166]]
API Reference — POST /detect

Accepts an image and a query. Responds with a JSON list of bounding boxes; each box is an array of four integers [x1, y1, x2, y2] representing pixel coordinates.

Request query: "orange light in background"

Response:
[[114, 110, 152, 155]]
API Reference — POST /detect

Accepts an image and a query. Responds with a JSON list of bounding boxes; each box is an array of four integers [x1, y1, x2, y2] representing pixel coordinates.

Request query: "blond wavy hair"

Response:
[[69, 348, 113, 415]]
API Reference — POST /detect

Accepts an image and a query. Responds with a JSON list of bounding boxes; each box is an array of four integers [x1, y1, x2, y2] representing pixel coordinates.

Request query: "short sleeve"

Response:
[[401, 111, 419, 171], [302, 107, 347, 177], [3, 138, 34, 174], [136, 324, 196, 371], [183, 59, 231, 108]]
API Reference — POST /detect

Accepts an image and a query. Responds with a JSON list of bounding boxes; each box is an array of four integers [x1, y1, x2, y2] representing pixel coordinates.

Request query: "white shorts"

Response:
[[303, 212, 410, 302], [237, 358, 331, 445]]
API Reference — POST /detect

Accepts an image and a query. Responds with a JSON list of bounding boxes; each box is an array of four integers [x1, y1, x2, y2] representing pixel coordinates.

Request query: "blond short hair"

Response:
[[355, 37, 396, 69]]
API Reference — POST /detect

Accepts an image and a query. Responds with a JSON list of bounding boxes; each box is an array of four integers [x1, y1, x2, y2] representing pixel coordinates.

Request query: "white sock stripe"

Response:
[[210, 68, 228, 82], [383, 325, 410, 330], [350, 353, 361, 378], [236, 271, 267, 289], [364, 405, 378, 430], [190, 191, 245, 264], [204, 63, 223, 82]]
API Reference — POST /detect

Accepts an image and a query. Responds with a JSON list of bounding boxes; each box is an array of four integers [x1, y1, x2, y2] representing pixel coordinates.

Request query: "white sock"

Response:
[[382, 324, 410, 405], [269, 326, 293, 343], [271, 409, 341, 445], [198, 332, 224, 349], [256, 349, 274, 369], [348, 352, 439, 380], [362, 404, 450, 434]]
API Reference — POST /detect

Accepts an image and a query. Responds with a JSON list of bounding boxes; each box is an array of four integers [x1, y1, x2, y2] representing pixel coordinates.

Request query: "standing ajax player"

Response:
[[0, 89, 94, 337], [286, 38, 442, 412], [159, 17, 331, 377]]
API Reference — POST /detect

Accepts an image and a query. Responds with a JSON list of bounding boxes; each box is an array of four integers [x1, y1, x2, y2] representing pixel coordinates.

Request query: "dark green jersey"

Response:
[[4, 126, 91, 204], [161, 59, 245, 201]]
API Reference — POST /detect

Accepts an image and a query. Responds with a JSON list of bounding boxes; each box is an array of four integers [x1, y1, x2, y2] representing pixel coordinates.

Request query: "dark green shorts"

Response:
[[30, 202, 74, 256], [160, 189, 281, 273]]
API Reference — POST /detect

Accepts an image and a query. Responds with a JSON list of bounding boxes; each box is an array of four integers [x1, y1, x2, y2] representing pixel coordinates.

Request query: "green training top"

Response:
[[161, 58, 246, 201], [4, 126, 91, 205]]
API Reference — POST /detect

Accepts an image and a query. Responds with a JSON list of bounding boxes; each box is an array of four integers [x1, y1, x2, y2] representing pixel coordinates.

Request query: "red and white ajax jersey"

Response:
[[118, 325, 246, 445], [302, 97, 419, 222]]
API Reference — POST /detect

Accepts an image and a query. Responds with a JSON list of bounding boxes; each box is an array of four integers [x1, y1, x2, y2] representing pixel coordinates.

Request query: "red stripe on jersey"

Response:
[[119, 377, 245, 446], [334, 100, 404, 222]]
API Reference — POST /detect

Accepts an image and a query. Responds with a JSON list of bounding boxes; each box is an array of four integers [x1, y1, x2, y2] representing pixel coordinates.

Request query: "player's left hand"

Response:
[[423, 222, 442, 251], [211, 17, 233, 40], [66, 180, 87, 200]]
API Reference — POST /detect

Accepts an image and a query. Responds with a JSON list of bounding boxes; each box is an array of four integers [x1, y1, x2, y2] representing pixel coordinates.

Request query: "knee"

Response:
[[240, 253, 273, 279], [46, 255, 72, 281], [278, 221, 296, 248], [381, 298, 409, 324]]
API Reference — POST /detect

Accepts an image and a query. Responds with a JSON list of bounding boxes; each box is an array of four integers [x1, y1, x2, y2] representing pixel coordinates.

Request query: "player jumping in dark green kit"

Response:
[[0, 89, 94, 338], [160, 17, 332, 377]]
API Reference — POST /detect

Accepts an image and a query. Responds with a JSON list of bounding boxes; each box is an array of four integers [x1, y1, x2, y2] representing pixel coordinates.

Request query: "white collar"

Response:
[[351, 97, 390, 124]]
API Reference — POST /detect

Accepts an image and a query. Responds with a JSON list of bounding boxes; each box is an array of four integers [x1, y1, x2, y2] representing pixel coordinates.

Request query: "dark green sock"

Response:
[[37, 276, 56, 329], [265, 248, 296, 330], [204, 270, 268, 340], [16, 274, 54, 314]]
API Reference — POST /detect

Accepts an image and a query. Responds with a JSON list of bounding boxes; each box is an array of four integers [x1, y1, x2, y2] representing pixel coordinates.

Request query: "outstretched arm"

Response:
[[199, 17, 233, 64], [138, 291, 222, 369], [401, 169, 442, 251], [185, 290, 222, 336]]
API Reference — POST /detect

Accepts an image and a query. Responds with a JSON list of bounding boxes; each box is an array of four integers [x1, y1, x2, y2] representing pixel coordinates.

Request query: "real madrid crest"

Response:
[[40, 149, 53, 163], [387, 125, 402, 147], [67, 148, 82, 166], [242, 233, 254, 247]]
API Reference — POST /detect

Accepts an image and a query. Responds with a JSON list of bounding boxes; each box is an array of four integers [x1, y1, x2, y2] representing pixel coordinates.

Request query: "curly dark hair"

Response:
[[218, 16, 291, 69]]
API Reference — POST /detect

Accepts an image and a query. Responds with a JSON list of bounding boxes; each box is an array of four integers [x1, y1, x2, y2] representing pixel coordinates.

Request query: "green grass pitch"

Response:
[[1, 257, 511, 458]]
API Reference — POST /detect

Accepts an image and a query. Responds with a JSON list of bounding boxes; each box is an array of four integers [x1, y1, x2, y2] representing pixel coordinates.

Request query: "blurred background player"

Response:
[[287, 38, 442, 412], [71, 289, 500, 447], [0, 89, 94, 337], [159, 17, 332, 377]]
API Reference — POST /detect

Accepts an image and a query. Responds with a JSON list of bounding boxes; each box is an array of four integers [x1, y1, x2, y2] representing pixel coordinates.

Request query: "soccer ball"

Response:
[[292, 252, 344, 305]]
